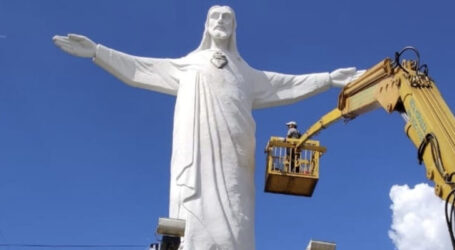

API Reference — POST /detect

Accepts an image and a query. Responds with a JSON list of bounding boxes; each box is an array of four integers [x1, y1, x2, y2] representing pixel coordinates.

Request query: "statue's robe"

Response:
[[94, 45, 333, 250]]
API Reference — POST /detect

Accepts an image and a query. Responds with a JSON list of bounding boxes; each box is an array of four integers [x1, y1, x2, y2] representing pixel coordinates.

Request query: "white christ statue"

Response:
[[53, 5, 363, 250]]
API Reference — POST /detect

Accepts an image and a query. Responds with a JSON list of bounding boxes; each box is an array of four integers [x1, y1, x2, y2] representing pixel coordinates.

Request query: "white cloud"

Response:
[[389, 183, 451, 250]]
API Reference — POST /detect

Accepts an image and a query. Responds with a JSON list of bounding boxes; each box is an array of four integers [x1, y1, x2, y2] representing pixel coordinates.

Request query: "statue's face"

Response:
[[207, 7, 234, 41]]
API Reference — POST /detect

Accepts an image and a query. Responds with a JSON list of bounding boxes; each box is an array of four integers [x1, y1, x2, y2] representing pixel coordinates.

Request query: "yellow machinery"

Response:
[[264, 47, 455, 245], [264, 137, 325, 196]]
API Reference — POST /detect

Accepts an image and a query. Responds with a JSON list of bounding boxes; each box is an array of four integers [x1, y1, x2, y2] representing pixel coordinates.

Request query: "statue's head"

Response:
[[206, 6, 235, 41], [193, 5, 240, 57]]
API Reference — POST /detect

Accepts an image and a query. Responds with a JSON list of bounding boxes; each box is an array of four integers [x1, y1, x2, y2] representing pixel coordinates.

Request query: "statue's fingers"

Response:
[[68, 33, 86, 41], [342, 67, 356, 74], [53, 35, 68, 45], [58, 44, 72, 52], [352, 69, 366, 82], [54, 41, 74, 52], [354, 69, 366, 78], [53, 38, 71, 48], [61, 45, 78, 56], [52, 35, 63, 42], [53, 40, 65, 48]]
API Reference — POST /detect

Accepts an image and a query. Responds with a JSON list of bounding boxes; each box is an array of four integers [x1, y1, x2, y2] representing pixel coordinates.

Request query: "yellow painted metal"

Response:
[[296, 59, 396, 148], [338, 58, 394, 117], [292, 56, 455, 201], [296, 109, 342, 148], [264, 137, 325, 196], [398, 65, 455, 199]]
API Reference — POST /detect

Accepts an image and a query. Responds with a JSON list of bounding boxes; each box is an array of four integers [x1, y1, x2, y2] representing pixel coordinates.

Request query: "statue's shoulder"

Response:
[[184, 50, 211, 61]]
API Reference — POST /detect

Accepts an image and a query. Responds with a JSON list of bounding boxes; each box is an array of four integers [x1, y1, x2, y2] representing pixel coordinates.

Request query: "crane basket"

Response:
[[264, 137, 326, 196]]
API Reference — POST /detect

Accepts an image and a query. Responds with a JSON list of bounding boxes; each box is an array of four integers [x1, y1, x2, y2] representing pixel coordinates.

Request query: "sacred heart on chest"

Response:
[[210, 51, 228, 69]]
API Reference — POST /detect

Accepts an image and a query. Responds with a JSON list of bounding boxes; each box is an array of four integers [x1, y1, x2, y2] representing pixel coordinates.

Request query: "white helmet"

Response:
[[286, 121, 297, 127]]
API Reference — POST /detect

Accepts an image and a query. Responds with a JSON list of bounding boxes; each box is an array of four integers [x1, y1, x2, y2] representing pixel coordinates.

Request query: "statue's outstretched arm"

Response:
[[53, 33, 180, 96], [53, 34, 96, 58], [252, 68, 365, 109]]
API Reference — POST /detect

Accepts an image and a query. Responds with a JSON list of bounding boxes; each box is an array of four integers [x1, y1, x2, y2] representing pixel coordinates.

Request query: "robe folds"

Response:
[[93, 44, 332, 250]]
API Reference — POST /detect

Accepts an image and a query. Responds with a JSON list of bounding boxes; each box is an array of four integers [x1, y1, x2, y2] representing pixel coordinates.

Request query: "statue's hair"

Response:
[[191, 5, 241, 59]]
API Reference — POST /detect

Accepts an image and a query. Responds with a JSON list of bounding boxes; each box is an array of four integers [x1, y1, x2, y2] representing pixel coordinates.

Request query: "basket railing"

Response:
[[265, 137, 326, 177]]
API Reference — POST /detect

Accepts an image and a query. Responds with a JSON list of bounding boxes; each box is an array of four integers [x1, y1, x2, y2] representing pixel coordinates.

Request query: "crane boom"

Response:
[[264, 47, 455, 247], [297, 49, 455, 201]]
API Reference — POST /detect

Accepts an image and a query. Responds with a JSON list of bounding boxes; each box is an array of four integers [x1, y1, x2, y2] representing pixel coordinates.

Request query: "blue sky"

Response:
[[1, 0, 455, 249]]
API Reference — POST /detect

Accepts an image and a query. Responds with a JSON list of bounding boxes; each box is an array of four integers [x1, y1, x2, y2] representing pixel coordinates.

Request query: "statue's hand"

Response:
[[329, 67, 366, 88], [53, 34, 96, 58]]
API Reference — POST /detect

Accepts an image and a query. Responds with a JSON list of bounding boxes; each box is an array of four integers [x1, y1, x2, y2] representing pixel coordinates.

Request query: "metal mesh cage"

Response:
[[264, 137, 325, 196]]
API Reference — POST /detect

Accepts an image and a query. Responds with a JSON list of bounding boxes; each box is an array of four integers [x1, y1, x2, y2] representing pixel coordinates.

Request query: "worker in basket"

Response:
[[285, 121, 301, 173]]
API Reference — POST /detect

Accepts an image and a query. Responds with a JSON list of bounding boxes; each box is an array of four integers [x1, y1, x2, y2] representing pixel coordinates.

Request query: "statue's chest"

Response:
[[198, 64, 253, 106], [178, 53, 256, 109]]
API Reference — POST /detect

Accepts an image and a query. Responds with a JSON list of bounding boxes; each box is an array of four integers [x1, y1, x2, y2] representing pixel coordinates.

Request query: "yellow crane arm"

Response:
[[296, 58, 395, 144], [296, 50, 455, 201]]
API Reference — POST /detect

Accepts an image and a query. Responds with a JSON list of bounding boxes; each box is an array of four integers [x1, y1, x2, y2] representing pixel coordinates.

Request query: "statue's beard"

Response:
[[209, 30, 231, 41]]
